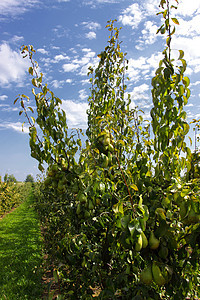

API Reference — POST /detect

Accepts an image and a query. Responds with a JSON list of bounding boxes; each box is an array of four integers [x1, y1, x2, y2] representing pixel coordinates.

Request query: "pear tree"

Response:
[[16, 0, 199, 299]]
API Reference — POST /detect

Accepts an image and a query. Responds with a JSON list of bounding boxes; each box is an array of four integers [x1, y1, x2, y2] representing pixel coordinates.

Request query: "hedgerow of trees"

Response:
[[16, 0, 199, 299], [0, 179, 32, 216]]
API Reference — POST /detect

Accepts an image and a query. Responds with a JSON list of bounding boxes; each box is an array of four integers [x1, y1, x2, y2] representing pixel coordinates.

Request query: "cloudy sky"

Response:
[[0, 0, 200, 181]]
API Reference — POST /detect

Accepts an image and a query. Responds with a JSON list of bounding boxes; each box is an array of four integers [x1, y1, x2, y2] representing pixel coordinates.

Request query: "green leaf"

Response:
[[32, 78, 38, 87], [186, 88, 191, 99], [171, 17, 179, 25], [28, 67, 33, 75], [183, 95, 188, 105], [28, 106, 34, 113], [180, 59, 187, 69], [14, 97, 19, 105], [166, 36, 171, 46], [38, 163, 44, 172], [130, 184, 138, 192], [113, 202, 123, 214], [121, 215, 131, 229], [178, 50, 184, 59], [53, 269, 59, 283], [117, 140, 125, 146], [31, 116, 35, 124], [128, 222, 135, 237], [182, 76, 190, 87]]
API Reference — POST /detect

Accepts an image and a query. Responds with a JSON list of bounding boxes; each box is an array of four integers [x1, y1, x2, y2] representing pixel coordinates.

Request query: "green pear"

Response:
[[140, 218, 146, 231], [140, 265, 153, 285], [152, 262, 166, 286], [141, 231, 148, 248], [135, 234, 143, 252], [149, 231, 160, 250], [101, 155, 109, 168], [77, 192, 87, 204]]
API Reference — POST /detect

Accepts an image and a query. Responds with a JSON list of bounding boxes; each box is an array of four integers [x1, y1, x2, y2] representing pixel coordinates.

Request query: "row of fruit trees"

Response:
[[16, 0, 199, 299], [0, 180, 32, 216]]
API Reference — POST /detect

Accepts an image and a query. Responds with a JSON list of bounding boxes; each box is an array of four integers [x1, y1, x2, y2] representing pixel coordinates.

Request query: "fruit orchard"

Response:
[[16, 0, 199, 299], [0, 180, 32, 217]]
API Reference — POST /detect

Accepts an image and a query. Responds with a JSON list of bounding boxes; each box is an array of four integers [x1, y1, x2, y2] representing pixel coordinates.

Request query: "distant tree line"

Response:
[[1, 173, 34, 183]]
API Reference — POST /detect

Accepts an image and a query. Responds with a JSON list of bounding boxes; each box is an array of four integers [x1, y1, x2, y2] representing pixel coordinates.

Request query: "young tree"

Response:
[[25, 174, 34, 183], [4, 174, 17, 184], [16, 0, 200, 299]]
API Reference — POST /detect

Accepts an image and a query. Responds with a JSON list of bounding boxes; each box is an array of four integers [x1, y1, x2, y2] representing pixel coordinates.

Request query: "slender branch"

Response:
[[167, 0, 171, 61], [115, 155, 135, 210]]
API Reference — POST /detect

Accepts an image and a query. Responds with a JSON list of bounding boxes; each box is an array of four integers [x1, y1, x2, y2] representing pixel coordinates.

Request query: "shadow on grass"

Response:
[[0, 194, 43, 299]]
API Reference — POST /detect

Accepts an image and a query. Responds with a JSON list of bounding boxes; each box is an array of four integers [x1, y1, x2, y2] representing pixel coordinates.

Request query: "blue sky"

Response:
[[0, 0, 200, 181]]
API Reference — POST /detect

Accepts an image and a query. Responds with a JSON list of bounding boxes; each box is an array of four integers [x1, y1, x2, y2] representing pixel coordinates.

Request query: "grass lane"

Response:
[[0, 191, 43, 299]]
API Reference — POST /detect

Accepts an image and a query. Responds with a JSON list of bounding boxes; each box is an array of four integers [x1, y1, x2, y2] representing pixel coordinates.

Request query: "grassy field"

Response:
[[0, 192, 43, 299]]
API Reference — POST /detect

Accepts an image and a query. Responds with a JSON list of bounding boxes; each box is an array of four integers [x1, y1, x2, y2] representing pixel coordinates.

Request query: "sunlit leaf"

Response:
[[171, 17, 179, 25]]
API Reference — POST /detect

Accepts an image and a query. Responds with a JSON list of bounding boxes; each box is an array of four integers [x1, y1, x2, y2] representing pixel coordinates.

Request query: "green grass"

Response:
[[0, 192, 43, 300]]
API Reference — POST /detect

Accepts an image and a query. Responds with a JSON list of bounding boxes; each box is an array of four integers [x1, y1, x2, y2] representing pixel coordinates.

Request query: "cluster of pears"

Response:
[[44, 163, 68, 194], [135, 230, 160, 252], [96, 129, 114, 155], [99, 152, 113, 168], [76, 191, 97, 219], [140, 262, 173, 286], [76, 182, 105, 218]]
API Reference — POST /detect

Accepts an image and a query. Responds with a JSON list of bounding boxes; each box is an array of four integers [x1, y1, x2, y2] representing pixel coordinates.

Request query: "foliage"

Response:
[[25, 174, 35, 183], [4, 173, 17, 183], [0, 181, 32, 216], [17, 0, 199, 299]]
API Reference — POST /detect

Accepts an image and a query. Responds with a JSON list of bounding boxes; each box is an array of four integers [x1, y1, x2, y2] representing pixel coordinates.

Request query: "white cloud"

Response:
[[0, 121, 29, 133], [52, 25, 69, 38], [176, 15, 200, 37], [81, 79, 90, 85], [136, 21, 158, 50], [83, 0, 120, 7], [185, 103, 194, 107], [119, 3, 143, 29], [0, 95, 8, 101], [62, 48, 98, 76], [1, 106, 19, 112], [63, 63, 79, 72], [0, 103, 9, 108], [66, 79, 72, 83], [51, 45, 60, 50], [51, 79, 65, 88], [0, 43, 29, 87], [57, 0, 70, 2], [61, 100, 88, 128], [79, 89, 88, 101], [127, 52, 163, 82], [177, 0, 200, 17], [82, 21, 101, 31], [130, 83, 149, 101], [85, 31, 96, 39], [171, 36, 200, 74], [10, 35, 24, 44], [37, 48, 48, 55], [0, 0, 39, 18], [191, 81, 200, 86], [54, 54, 70, 62]]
